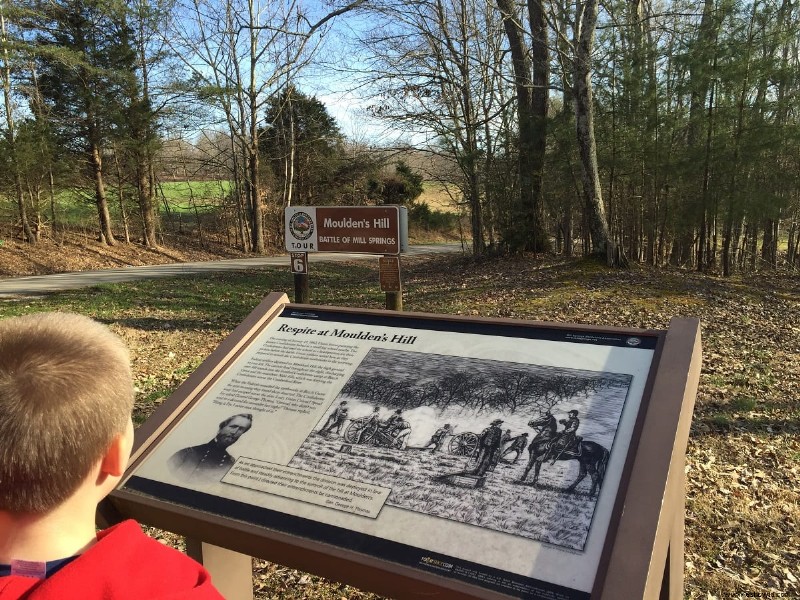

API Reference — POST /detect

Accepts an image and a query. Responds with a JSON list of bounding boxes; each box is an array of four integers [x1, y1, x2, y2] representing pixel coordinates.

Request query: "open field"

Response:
[[158, 180, 232, 211], [0, 181, 232, 227], [417, 181, 460, 214], [0, 251, 797, 599]]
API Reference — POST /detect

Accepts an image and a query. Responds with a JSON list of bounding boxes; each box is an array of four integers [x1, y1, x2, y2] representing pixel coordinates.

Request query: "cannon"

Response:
[[344, 416, 411, 450]]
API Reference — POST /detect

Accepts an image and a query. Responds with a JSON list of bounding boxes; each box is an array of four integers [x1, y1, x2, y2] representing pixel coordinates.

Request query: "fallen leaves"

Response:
[[4, 243, 798, 599]]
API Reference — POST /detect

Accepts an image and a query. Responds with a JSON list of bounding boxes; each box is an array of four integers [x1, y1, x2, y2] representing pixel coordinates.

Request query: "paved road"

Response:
[[0, 243, 463, 298]]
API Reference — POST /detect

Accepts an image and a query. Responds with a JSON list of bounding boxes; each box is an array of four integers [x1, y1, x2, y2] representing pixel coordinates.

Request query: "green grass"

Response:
[[158, 180, 232, 212], [44, 181, 233, 227], [0, 263, 380, 323]]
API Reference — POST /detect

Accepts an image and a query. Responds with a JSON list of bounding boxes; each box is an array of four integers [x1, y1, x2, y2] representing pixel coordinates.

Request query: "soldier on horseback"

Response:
[[521, 409, 608, 496], [549, 410, 581, 464]]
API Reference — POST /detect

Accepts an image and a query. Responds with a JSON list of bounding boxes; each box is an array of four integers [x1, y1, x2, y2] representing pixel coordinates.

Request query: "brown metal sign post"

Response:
[[105, 293, 701, 600]]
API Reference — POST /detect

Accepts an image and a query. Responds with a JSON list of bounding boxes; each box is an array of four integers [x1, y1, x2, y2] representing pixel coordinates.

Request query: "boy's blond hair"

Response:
[[0, 312, 133, 513]]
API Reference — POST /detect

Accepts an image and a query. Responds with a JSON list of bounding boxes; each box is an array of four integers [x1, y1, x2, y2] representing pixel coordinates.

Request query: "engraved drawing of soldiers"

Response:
[[500, 432, 529, 463], [320, 400, 348, 435], [550, 409, 580, 464], [168, 413, 253, 482], [382, 409, 405, 433], [423, 424, 452, 452], [357, 406, 381, 443], [501, 428, 512, 447], [471, 418, 504, 476]]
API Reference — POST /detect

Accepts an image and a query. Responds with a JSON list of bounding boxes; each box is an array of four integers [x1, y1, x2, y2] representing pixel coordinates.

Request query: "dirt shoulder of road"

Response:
[[0, 231, 253, 278], [0, 227, 459, 278]]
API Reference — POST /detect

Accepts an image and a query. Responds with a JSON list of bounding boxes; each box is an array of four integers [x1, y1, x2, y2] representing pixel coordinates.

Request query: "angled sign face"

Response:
[[108, 294, 701, 600], [285, 206, 408, 255]]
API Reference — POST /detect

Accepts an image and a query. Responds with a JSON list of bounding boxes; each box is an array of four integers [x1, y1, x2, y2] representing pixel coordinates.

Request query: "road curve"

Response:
[[0, 243, 464, 299]]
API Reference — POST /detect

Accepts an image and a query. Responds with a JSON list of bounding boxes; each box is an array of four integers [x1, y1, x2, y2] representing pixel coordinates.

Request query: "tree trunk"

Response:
[[574, 0, 625, 266], [113, 146, 131, 243], [761, 218, 778, 268], [248, 0, 265, 254], [677, 0, 715, 268], [1, 9, 35, 243], [496, 0, 550, 252], [137, 158, 157, 247], [136, 17, 158, 249], [89, 136, 116, 245]]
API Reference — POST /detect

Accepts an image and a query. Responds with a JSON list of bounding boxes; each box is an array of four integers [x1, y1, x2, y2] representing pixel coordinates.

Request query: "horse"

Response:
[[519, 413, 609, 497]]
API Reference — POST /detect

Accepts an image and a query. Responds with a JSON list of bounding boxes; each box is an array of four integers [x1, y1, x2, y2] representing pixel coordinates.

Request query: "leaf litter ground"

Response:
[[1, 245, 797, 599]]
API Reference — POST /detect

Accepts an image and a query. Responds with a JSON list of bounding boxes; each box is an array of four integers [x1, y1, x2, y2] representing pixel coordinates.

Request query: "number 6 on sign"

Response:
[[290, 252, 308, 274]]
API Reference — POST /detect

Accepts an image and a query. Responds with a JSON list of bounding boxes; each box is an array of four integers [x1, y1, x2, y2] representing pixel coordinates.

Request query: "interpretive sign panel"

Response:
[[106, 292, 705, 600], [285, 206, 408, 254], [379, 256, 401, 292]]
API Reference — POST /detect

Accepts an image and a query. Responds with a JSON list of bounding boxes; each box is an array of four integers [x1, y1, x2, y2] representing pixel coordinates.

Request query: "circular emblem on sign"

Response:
[[289, 211, 314, 240], [626, 337, 642, 347]]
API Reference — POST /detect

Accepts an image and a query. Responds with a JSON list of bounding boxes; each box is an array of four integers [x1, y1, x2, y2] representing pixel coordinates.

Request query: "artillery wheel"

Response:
[[343, 418, 373, 444], [449, 432, 479, 456]]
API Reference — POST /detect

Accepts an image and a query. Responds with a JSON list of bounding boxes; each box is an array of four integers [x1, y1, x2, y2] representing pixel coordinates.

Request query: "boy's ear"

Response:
[[100, 419, 134, 477], [100, 434, 127, 477]]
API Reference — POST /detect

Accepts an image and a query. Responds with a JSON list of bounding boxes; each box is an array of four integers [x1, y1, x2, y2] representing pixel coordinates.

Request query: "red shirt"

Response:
[[0, 520, 224, 599]]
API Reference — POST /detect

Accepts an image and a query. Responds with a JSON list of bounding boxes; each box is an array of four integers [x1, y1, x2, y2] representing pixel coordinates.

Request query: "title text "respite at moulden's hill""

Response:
[[277, 324, 417, 345]]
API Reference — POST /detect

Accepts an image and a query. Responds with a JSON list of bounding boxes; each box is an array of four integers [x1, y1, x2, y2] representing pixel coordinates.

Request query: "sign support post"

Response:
[[294, 274, 309, 304], [186, 538, 253, 600], [385, 291, 402, 311], [285, 206, 408, 307], [290, 252, 309, 303]]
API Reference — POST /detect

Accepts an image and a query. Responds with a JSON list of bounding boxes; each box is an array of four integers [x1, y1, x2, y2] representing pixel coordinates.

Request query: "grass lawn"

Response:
[[418, 181, 459, 214], [158, 180, 232, 212], [36, 181, 232, 228], [0, 254, 797, 599]]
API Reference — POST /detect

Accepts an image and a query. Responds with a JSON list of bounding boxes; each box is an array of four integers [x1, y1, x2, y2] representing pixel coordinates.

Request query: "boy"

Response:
[[0, 312, 224, 598]]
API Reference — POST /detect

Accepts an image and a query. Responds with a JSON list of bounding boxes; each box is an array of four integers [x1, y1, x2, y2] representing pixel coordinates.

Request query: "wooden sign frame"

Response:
[[103, 292, 701, 600]]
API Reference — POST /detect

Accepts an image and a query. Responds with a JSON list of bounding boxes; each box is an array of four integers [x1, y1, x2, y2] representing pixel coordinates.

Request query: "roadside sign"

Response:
[[285, 206, 408, 255]]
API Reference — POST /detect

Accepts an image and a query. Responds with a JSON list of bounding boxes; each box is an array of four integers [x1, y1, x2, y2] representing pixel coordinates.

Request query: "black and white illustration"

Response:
[[290, 348, 633, 551]]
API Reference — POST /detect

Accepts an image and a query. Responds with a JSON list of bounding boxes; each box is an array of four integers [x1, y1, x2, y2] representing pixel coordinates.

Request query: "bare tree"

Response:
[[495, 0, 550, 253], [361, 0, 511, 255], [167, 0, 364, 253], [573, 0, 625, 266]]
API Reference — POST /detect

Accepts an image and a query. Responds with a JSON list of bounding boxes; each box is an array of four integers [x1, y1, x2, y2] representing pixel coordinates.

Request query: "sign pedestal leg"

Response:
[[660, 469, 686, 600], [186, 538, 253, 600], [379, 255, 402, 311]]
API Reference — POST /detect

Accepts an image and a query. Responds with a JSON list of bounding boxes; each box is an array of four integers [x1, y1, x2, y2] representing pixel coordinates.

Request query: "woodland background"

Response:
[[1, 0, 799, 273]]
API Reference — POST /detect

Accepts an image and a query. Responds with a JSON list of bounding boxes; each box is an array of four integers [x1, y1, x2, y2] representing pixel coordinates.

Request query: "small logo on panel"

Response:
[[289, 212, 314, 240], [626, 337, 642, 347], [420, 556, 454, 572]]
